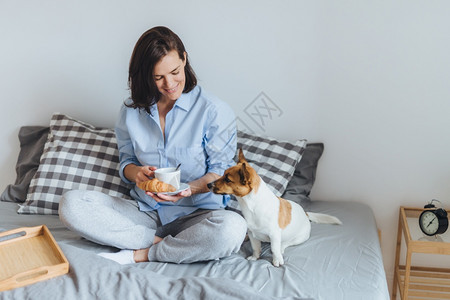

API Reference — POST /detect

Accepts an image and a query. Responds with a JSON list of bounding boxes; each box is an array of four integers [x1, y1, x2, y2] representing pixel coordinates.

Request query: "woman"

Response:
[[59, 26, 247, 264]]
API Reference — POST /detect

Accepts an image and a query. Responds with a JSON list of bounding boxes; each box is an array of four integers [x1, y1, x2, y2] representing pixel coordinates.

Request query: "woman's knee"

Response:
[[59, 190, 82, 215], [58, 190, 105, 225], [59, 190, 85, 225], [213, 211, 247, 249]]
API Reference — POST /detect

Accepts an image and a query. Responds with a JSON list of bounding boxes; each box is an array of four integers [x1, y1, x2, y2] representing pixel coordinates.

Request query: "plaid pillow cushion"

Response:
[[18, 113, 131, 214], [228, 130, 307, 210]]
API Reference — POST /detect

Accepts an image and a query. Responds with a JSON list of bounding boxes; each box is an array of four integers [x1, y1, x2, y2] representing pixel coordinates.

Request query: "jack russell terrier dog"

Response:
[[208, 149, 342, 267]]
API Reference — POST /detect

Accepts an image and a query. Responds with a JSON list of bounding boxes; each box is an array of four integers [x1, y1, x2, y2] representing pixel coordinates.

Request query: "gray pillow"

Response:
[[282, 143, 324, 204], [1, 126, 50, 203]]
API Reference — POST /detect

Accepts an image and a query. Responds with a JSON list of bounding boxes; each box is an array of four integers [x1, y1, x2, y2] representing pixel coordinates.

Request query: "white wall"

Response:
[[2, 0, 450, 292]]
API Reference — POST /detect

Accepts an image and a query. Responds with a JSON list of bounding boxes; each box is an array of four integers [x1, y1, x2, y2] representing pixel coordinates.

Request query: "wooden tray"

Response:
[[0, 225, 69, 292]]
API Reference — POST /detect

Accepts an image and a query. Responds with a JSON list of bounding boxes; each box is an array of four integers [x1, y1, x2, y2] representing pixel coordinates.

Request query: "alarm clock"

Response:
[[418, 200, 448, 236]]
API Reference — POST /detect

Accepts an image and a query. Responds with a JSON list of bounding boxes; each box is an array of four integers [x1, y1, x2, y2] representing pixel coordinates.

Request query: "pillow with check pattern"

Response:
[[18, 113, 131, 214], [227, 130, 307, 210]]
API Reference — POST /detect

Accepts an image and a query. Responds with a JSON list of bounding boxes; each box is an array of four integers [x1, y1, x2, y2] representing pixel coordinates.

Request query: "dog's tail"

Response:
[[307, 212, 342, 225]]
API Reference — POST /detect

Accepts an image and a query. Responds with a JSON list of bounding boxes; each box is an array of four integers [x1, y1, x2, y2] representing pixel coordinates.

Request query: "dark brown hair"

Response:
[[127, 26, 197, 113]]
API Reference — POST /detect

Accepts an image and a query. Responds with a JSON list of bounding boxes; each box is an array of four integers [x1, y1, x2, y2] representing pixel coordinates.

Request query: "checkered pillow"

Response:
[[18, 113, 131, 214], [227, 130, 307, 210]]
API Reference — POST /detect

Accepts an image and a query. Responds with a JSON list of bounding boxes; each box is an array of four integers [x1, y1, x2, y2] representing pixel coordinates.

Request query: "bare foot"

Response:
[[133, 236, 163, 262], [133, 248, 149, 262]]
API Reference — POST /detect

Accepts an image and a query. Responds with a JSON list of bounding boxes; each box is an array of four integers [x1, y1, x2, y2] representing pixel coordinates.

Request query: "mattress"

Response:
[[0, 198, 389, 300]]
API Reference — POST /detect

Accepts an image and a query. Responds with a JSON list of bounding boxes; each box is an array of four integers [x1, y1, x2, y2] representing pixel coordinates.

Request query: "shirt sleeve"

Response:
[[204, 100, 237, 176], [114, 105, 141, 184]]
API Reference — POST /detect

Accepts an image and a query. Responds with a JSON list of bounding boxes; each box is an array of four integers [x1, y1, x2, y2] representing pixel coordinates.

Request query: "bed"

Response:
[[0, 113, 390, 300]]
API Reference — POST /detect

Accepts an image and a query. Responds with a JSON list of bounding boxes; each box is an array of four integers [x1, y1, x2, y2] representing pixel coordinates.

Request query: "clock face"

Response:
[[419, 211, 440, 235]]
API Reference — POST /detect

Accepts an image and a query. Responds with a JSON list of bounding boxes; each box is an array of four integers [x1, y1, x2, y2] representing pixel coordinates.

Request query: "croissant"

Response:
[[137, 178, 177, 193]]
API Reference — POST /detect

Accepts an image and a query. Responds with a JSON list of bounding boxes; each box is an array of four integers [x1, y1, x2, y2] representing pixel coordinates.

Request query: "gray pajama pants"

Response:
[[58, 190, 247, 264]]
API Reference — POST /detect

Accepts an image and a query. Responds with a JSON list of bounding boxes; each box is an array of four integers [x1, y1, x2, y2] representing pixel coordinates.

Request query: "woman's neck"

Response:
[[157, 98, 175, 116]]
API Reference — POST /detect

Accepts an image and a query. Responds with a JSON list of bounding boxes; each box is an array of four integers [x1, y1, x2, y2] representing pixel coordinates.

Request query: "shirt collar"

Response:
[[173, 92, 192, 112]]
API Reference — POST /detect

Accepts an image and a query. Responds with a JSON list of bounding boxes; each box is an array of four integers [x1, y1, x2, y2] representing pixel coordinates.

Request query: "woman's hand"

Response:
[[146, 172, 219, 203], [124, 164, 157, 184], [135, 165, 157, 184], [147, 187, 192, 203]]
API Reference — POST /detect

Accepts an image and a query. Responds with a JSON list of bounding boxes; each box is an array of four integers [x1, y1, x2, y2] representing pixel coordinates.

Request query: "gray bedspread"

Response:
[[0, 200, 389, 300]]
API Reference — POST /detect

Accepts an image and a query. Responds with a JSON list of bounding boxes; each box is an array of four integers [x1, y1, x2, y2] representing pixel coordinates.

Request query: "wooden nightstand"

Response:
[[392, 206, 450, 299]]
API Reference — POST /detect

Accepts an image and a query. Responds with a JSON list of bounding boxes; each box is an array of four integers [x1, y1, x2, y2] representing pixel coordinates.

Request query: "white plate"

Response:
[[155, 183, 190, 195]]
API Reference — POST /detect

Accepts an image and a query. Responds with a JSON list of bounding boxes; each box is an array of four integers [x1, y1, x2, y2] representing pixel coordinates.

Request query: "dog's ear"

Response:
[[238, 148, 247, 163], [239, 162, 251, 185]]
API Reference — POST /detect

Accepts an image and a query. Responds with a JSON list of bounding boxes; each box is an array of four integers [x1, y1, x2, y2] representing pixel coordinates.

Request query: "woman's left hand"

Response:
[[147, 188, 192, 203]]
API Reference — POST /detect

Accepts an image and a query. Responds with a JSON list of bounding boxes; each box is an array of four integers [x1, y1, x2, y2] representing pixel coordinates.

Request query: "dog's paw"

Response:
[[272, 256, 284, 267], [246, 255, 259, 261]]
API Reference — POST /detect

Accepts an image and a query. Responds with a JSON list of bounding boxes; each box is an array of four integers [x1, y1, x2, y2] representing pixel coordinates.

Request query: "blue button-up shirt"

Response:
[[115, 86, 236, 225]]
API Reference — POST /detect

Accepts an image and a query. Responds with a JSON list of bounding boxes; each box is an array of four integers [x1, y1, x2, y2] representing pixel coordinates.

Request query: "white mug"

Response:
[[154, 167, 181, 189]]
